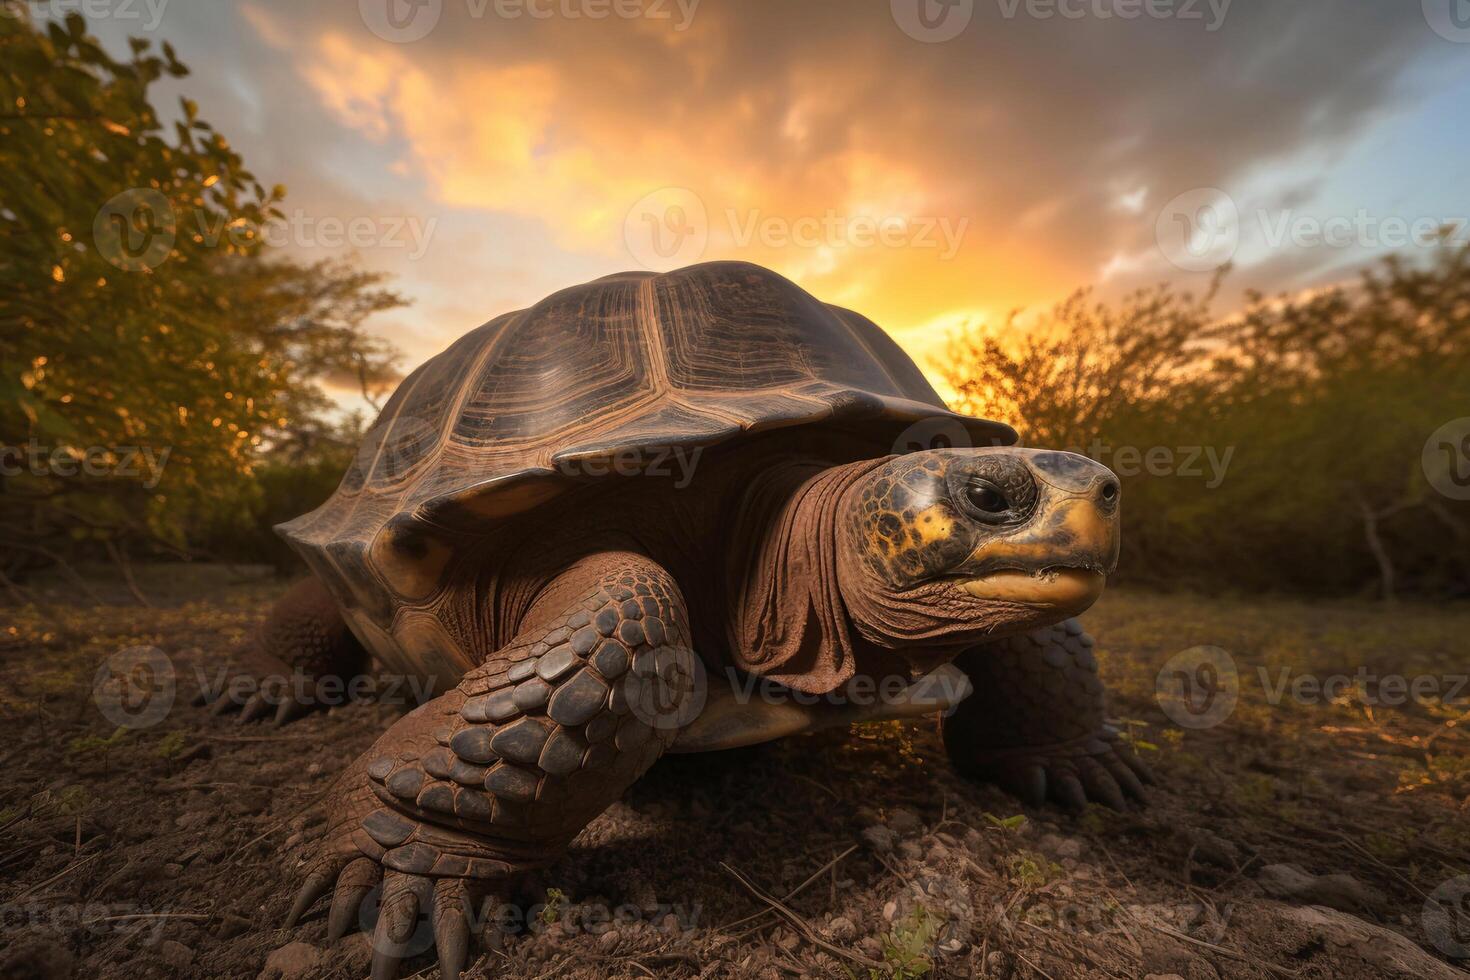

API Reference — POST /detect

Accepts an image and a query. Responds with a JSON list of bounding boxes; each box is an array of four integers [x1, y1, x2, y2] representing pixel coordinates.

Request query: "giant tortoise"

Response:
[[209, 261, 1149, 978]]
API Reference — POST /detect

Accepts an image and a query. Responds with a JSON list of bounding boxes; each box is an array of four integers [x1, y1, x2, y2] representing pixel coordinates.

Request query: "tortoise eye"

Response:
[[964, 482, 1010, 515]]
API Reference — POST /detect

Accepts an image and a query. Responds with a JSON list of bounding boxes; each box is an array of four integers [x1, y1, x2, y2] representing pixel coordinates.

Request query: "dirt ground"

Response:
[[2, 566, 1468, 979]]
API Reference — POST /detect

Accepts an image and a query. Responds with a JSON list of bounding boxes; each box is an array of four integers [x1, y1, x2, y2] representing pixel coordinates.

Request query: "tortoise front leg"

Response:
[[282, 552, 698, 980], [942, 618, 1154, 812]]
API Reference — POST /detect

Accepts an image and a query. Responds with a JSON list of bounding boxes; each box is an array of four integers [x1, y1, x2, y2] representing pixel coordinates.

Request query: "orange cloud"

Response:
[[238, 0, 1443, 389]]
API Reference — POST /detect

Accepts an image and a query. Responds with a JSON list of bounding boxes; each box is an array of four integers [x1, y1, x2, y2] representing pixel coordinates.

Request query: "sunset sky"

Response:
[[78, 0, 1470, 405]]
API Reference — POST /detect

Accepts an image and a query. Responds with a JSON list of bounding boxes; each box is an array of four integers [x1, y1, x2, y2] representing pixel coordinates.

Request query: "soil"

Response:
[[2, 567, 1468, 979]]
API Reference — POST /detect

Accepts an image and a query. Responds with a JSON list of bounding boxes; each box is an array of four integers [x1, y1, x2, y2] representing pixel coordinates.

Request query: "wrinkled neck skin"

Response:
[[725, 457, 912, 696], [835, 479, 1032, 661]]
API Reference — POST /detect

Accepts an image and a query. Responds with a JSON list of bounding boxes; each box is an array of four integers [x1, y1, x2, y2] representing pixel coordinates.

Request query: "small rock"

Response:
[[174, 810, 210, 831], [158, 941, 194, 970], [1281, 905, 1465, 979], [882, 900, 898, 921], [259, 941, 322, 980], [1184, 828, 1241, 868], [861, 825, 895, 853], [1038, 833, 1084, 859], [888, 807, 922, 836], [1258, 864, 1380, 913], [827, 916, 857, 941], [226, 789, 269, 816], [898, 840, 923, 861], [598, 928, 620, 949]]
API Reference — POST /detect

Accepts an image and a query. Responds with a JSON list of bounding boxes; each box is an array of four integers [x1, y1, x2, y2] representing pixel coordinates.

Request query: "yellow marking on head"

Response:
[[911, 504, 955, 545], [967, 496, 1116, 568]]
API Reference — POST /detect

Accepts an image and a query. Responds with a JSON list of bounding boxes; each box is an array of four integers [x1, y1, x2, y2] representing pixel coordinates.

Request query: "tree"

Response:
[[942, 245, 1470, 599], [0, 4, 403, 595]]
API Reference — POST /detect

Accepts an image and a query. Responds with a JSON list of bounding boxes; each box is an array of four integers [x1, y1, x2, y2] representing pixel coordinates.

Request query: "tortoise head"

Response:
[[838, 448, 1120, 652]]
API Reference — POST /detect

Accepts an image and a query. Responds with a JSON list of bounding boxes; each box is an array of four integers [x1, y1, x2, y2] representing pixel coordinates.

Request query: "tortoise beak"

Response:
[[955, 451, 1120, 613]]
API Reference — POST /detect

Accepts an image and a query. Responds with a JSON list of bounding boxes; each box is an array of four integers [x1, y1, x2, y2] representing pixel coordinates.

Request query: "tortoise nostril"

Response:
[[1099, 481, 1119, 503]]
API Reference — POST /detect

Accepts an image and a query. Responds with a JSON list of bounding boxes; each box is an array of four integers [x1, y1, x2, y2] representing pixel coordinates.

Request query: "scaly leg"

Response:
[[943, 618, 1154, 812], [196, 577, 370, 725], [282, 551, 699, 979]]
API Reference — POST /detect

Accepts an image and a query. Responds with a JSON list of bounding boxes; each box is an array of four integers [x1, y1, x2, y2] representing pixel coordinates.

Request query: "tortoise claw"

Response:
[[328, 857, 380, 941], [1117, 742, 1157, 786], [1100, 749, 1149, 802], [370, 872, 430, 980], [209, 690, 241, 716], [432, 879, 473, 980], [285, 858, 343, 928], [1053, 772, 1089, 813], [1002, 764, 1048, 808], [274, 696, 311, 727], [237, 691, 273, 724], [1077, 757, 1128, 811]]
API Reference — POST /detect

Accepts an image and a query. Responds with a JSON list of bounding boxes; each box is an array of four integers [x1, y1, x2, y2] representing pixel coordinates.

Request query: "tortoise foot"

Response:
[[283, 751, 521, 980], [943, 619, 1155, 812], [192, 653, 327, 727], [283, 550, 700, 979], [958, 726, 1155, 813], [196, 578, 371, 726]]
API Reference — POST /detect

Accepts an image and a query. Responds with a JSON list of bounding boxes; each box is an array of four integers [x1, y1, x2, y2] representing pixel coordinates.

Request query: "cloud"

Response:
[[128, 1, 1462, 376]]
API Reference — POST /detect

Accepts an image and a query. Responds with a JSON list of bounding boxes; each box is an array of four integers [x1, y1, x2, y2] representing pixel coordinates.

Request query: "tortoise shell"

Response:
[[278, 261, 1015, 675]]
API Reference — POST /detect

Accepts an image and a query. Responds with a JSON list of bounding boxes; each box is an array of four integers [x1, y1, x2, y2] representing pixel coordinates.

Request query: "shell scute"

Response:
[[277, 261, 1015, 656]]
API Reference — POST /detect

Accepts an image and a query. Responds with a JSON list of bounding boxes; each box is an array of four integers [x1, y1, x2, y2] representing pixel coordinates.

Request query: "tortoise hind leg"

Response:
[[282, 551, 699, 980], [195, 576, 369, 725], [943, 618, 1154, 812]]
